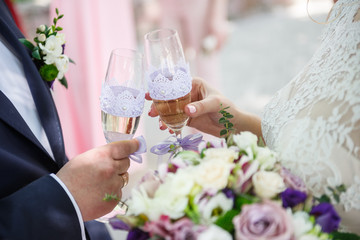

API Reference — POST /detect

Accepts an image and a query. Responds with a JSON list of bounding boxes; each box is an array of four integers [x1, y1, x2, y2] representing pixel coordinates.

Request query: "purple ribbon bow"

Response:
[[150, 133, 203, 157], [130, 135, 147, 163]]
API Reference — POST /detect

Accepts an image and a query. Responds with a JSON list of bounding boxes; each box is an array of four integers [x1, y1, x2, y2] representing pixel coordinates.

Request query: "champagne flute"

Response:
[[144, 28, 192, 138], [98, 48, 145, 222], [101, 48, 145, 143]]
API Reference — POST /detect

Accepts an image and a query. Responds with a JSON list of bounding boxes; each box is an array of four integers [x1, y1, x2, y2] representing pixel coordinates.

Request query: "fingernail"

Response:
[[159, 121, 163, 128], [188, 105, 196, 114]]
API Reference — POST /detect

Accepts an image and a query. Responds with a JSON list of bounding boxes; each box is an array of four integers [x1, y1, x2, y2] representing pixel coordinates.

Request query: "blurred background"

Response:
[[9, 0, 333, 238]]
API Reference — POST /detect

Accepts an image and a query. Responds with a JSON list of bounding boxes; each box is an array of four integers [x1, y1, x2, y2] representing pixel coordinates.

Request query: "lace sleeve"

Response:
[[262, 0, 360, 233]]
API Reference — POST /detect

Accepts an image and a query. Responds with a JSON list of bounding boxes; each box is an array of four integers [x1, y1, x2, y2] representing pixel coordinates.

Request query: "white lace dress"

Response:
[[262, 0, 360, 234]]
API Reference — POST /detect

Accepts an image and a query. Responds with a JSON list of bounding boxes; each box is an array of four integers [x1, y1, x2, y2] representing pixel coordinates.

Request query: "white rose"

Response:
[[290, 211, 313, 238], [150, 192, 188, 220], [55, 55, 69, 79], [127, 186, 154, 217], [233, 132, 258, 149], [159, 169, 195, 197], [151, 170, 195, 219], [37, 24, 46, 32], [39, 35, 63, 59], [252, 171, 285, 199], [37, 33, 46, 42], [195, 160, 233, 191], [200, 192, 233, 223], [203, 148, 238, 163], [256, 147, 278, 170], [198, 225, 232, 240]]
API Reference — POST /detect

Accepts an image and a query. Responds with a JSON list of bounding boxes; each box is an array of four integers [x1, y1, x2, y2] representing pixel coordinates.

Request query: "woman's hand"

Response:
[[148, 78, 241, 137]]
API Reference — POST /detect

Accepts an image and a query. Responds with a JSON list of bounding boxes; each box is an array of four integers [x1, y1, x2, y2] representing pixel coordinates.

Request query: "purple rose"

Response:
[[279, 167, 307, 193], [281, 188, 307, 208], [233, 201, 294, 240], [126, 228, 150, 240], [143, 215, 198, 240], [310, 203, 341, 233]]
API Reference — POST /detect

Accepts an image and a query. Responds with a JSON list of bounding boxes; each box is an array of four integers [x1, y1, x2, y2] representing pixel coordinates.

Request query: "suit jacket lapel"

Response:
[[0, 91, 49, 153], [0, 1, 67, 167]]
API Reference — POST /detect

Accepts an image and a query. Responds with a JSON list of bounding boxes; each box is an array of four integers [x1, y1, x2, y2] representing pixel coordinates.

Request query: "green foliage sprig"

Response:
[[219, 104, 235, 140], [103, 193, 120, 202]]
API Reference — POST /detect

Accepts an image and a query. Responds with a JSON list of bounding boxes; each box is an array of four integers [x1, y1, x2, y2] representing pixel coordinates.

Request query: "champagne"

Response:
[[153, 92, 191, 132], [101, 110, 140, 143]]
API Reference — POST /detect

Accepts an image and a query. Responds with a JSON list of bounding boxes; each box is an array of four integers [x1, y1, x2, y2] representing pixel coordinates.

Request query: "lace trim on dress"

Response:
[[261, 0, 360, 215]]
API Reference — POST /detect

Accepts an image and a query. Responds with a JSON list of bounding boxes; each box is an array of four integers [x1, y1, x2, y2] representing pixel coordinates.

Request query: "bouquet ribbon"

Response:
[[150, 133, 203, 156], [130, 135, 147, 163]]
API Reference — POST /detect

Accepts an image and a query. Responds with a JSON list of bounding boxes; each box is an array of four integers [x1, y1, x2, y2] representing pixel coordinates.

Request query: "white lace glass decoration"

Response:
[[100, 84, 145, 117], [147, 61, 192, 101]]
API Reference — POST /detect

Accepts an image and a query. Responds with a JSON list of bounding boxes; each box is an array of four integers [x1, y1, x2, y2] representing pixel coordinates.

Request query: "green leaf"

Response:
[[59, 77, 68, 89], [219, 117, 227, 124], [55, 8, 59, 15], [315, 194, 331, 203], [220, 129, 228, 136], [336, 184, 346, 192], [58, 14, 64, 19], [32, 48, 41, 60], [56, 26, 63, 31], [69, 58, 76, 64], [258, 137, 266, 147], [228, 123, 234, 128], [331, 231, 360, 240], [45, 26, 51, 36], [227, 114, 234, 118], [19, 38, 35, 51], [235, 194, 259, 209], [53, 17, 57, 25], [214, 209, 239, 233], [103, 193, 120, 201]]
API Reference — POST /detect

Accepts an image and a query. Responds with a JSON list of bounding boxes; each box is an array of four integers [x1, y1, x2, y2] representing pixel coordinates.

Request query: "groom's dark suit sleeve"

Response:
[[0, 1, 111, 239]]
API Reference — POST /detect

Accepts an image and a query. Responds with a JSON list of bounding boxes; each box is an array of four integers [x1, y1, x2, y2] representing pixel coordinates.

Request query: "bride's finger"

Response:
[[159, 120, 168, 131], [185, 96, 221, 118], [145, 92, 152, 100], [148, 104, 159, 117]]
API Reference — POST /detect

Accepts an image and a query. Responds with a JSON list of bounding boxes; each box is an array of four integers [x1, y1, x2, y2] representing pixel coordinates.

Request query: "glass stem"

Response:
[[174, 130, 182, 140]]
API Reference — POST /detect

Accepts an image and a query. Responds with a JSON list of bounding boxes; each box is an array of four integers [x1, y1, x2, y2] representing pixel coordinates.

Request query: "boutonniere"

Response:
[[19, 8, 74, 89]]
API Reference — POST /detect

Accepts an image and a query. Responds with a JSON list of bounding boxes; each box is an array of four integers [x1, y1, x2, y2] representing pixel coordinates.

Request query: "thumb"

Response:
[[109, 138, 140, 159], [185, 96, 220, 118]]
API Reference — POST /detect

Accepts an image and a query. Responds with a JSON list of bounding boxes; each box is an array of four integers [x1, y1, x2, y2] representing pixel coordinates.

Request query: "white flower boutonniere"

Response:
[[19, 8, 74, 89]]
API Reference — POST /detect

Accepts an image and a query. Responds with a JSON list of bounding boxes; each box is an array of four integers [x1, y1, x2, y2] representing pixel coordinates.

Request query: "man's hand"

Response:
[[56, 138, 139, 221]]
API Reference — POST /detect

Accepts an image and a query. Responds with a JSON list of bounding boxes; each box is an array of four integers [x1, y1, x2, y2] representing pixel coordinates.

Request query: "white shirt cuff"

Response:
[[50, 173, 86, 240]]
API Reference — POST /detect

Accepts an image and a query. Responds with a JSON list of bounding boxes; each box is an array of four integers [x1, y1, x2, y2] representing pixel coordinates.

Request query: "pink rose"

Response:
[[138, 171, 161, 198], [233, 201, 294, 240], [279, 167, 307, 193], [143, 215, 199, 240]]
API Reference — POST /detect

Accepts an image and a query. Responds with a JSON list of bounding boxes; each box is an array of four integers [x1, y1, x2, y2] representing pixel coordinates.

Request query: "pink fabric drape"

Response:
[[50, 0, 136, 159]]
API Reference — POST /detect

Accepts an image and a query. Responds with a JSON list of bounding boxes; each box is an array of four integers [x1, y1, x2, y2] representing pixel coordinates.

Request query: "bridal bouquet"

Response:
[[110, 129, 346, 240]]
